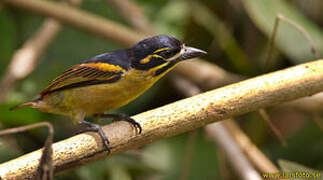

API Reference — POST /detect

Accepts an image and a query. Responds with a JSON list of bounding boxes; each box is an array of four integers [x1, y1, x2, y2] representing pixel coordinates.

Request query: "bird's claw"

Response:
[[80, 120, 111, 154], [94, 113, 142, 134]]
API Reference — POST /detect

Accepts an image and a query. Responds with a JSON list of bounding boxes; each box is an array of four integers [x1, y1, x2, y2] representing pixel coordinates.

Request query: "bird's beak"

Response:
[[176, 46, 207, 61]]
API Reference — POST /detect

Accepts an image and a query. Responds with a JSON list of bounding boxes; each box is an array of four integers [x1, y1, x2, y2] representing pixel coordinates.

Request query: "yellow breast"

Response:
[[42, 65, 175, 116]]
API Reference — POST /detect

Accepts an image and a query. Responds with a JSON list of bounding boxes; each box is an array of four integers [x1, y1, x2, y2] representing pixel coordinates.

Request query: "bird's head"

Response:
[[130, 35, 206, 75]]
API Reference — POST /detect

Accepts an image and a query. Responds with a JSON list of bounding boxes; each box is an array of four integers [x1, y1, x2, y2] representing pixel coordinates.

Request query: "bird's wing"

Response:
[[41, 63, 126, 95]]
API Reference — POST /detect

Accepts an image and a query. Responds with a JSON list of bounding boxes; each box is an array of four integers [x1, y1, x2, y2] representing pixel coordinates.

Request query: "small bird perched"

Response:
[[11, 35, 206, 153]]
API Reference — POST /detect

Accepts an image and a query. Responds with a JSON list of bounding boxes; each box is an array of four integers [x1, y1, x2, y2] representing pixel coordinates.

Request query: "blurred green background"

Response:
[[0, 0, 323, 179]]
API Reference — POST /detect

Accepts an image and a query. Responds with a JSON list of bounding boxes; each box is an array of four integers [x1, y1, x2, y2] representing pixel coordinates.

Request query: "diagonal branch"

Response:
[[0, 0, 82, 104], [175, 59, 244, 90], [223, 119, 281, 173], [0, 0, 146, 46], [0, 59, 323, 179], [0, 19, 61, 103], [205, 123, 262, 180], [104, 0, 155, 34], [170, 75, 264, 178], [0, 122, 55, 180]]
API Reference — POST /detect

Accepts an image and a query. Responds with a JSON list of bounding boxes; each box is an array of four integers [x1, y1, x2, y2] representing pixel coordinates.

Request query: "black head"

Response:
[[130, 35, 206, 71]]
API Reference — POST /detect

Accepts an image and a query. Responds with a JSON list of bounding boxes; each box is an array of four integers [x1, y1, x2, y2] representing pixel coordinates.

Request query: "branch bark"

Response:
[[171, 74, 280, 176], [0, 59, 322, 179]]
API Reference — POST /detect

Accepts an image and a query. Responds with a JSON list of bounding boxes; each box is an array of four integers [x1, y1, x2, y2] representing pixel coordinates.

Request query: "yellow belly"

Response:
[[42, 68, 163, 116]]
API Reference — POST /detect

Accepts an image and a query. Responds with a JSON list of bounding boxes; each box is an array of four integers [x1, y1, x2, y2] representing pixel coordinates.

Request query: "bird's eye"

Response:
[[156, 49, 176, 59], [162, 50, 172, 57]]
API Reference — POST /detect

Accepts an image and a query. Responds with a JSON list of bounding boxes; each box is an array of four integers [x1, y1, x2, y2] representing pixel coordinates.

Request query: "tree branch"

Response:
[[223, 120, 281, 173], [0, 18, 61, 103], [0, 0, 146, 46], [0, 0, 82, 104], [205, 123, 262, 180], [171, 74, 280, 176], [175, 59, 244, 90], [105, 0, 155, 34], [0, 59, 322, 179]]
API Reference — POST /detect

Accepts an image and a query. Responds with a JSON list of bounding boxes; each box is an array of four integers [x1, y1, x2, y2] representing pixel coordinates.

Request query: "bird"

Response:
[[10, 35, 206, 153]]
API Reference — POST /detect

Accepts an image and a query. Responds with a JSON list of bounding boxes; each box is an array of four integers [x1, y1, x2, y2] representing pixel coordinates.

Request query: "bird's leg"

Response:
[[73, 111, 110, 153], [94, 113, 142, 134], [80, 120, 111, 154]]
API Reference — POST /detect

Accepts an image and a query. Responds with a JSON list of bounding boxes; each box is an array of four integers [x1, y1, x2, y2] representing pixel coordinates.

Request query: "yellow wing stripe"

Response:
[[82, 63, 126, 72], [41, 63, 125, 95]]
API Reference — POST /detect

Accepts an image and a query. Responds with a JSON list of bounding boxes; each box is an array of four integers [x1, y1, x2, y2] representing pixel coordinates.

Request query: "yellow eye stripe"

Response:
[[139, 54, 166, 64], [140, 55, 151, 64], [82, 63, 126, 72], [153, 47, 170, 54], [152, 54, 164, 59]]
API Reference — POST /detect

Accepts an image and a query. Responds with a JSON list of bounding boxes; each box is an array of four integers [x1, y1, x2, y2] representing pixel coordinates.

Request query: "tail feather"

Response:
[[10, 97, 42, 111], [10, 102, 35, 111]]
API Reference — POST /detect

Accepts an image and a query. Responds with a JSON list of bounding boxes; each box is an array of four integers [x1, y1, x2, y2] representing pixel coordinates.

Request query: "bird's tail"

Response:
[[9, 97, 42, 111]]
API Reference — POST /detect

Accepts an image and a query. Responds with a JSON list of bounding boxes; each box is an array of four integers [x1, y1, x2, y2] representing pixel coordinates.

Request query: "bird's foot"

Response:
[[94, 113, 142, 134], [80, 120, 110, 154]]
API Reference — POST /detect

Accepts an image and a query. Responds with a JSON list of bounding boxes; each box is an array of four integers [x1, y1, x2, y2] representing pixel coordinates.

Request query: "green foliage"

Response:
[[0, 10, 16, 72], [190, 1, 254, 74], [0, 104, 41, 126], [152, 0, 188, 38], [268, 122, 323, 169], [242, 0, 323, 63]]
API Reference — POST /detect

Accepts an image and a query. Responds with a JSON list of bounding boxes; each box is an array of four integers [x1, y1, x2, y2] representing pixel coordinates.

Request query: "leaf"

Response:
[[190, 1, 255, 74], [152, 0, 189, 38], [242, 0, 323, 63]]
